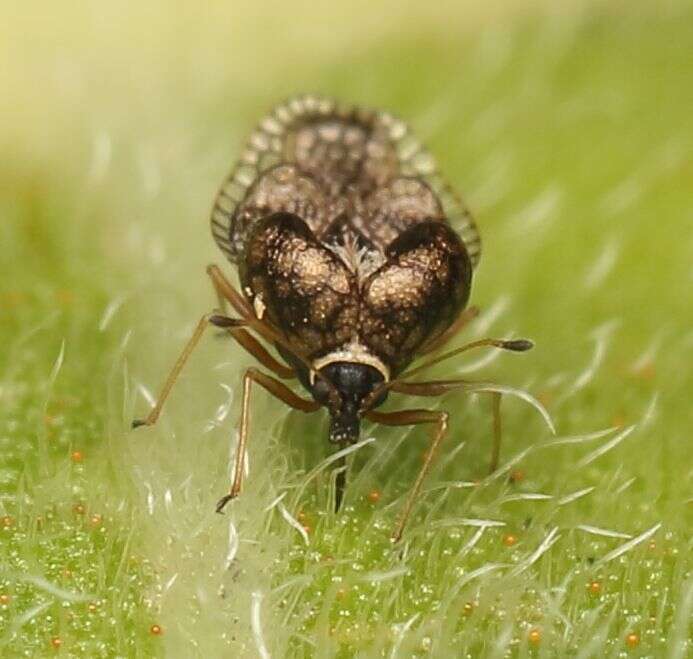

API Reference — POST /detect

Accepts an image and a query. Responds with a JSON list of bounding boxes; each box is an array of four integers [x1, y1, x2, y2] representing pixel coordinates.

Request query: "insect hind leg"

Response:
[[364, 408, 449, 542], [388, 379, 510, 476]]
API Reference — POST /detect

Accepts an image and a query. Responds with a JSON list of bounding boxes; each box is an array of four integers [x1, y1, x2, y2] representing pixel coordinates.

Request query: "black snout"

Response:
[[329, 402, 360, 444], [314, 361, 386, 444]]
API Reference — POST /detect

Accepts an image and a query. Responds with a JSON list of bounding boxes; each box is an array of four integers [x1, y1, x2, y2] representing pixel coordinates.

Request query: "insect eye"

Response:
[[363, 386, 388, 411], [311, 377, 334, 406]]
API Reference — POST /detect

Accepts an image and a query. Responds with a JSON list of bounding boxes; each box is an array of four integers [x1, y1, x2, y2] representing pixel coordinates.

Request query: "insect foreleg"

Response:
[[216, 368, 320, 513], [132, 313, 244, 429], [364, 408, 449, 543]]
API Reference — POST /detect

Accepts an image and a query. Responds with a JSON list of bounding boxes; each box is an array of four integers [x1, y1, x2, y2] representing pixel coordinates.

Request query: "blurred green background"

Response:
[[1, 1, 691, 657]]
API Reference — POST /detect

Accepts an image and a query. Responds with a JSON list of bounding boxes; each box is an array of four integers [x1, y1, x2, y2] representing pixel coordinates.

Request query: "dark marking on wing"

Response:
[[359, 221, 472, 376], [239, 212, 359, 361]]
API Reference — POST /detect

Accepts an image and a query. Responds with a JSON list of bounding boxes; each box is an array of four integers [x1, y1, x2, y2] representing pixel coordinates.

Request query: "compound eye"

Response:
[[361, 386, 389, 413], [311, 376, 333, 406]]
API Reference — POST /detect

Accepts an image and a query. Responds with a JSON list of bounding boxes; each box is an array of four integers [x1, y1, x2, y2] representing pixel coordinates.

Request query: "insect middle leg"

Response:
[[364, 408, 449, 543], [216, 367, 320, 513]]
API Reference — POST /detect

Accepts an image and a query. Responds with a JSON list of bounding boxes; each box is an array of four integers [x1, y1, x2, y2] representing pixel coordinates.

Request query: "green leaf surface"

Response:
[[1, 3, 691, 657]]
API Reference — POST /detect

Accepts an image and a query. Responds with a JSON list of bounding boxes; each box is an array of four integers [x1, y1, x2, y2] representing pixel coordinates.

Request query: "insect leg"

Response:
[[206, 264, 295, 378], [206, 264, 254, 318], [207, 264, 340, 399], [388, 380, 506, 476], [490, 391, 502, 474], [207, 263, 312, 360], [211, 273, 229, 315], [216, 367, 320, 513], [364, 408, 449, 543], [227, 328, 295, 379], [132, 313, 244, 428]]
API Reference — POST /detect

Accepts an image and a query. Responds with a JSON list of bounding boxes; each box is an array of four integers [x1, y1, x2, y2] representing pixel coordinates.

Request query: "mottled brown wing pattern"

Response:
[[229, 164, 331, 263], [239, 212, 359, 360], [357, 176, 445, 250], [360, 221, 472, 376], [288, 113, 397, 197], [210, 94, 481, 268]]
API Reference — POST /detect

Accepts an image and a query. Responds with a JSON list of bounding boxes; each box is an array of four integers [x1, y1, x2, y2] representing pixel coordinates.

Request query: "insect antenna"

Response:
[[361, 337, 533, 411], [403, 337, 534, 380]]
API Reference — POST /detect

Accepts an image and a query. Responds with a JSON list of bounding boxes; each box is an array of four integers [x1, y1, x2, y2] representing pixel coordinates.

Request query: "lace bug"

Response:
[[133, 95, 532, 541]]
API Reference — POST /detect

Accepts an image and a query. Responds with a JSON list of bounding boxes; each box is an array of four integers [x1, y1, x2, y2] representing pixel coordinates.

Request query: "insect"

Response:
[[133, 95, 534, 541]]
